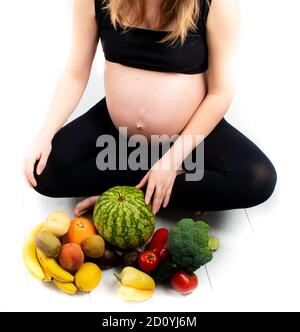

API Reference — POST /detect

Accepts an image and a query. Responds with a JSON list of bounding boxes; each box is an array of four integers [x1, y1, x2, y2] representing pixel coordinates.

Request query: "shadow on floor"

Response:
[[157, 207, 232, 233]]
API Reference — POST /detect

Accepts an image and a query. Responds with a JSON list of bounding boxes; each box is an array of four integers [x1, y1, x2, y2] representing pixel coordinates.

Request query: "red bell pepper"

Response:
[[147, 228, 169, 262]]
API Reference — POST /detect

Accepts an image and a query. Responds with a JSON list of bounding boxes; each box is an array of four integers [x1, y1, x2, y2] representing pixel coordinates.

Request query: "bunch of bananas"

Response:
[[22, 224, 77, 295]]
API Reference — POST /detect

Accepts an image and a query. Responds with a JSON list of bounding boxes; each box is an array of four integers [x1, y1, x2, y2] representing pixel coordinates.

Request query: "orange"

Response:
[[63, 218, 97, 245]]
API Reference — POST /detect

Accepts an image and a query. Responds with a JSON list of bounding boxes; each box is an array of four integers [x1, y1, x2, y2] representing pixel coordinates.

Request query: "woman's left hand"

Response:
[[136, 159, 177, 215]]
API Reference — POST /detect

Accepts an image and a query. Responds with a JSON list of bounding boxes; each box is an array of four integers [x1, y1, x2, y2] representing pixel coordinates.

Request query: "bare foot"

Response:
[[73, 196, 99, 217]]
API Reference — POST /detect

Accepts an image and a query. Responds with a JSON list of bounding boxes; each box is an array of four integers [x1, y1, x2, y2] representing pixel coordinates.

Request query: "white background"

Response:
[[0, 0, 300, 312]]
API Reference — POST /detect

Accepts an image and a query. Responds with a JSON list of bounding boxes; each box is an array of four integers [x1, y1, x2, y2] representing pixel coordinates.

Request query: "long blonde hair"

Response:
[[101, 0, 206, 46]]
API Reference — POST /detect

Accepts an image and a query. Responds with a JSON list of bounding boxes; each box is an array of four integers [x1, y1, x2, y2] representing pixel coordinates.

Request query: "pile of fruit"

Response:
[[23, 213, 103, 295], [22, 186, 220, 301]]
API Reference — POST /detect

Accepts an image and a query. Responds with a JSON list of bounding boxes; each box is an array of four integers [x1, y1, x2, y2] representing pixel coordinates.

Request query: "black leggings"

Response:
[[34, 97, 277, 211]]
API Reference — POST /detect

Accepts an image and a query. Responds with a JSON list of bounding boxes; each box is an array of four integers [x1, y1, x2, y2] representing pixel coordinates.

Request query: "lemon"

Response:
[[75, 263, 102, 292]]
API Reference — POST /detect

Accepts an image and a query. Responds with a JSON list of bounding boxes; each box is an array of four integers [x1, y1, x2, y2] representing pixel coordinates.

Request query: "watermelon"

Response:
[[93, 186, 156, 250]]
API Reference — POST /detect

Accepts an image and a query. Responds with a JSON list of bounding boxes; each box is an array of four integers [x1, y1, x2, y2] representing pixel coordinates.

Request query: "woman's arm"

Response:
[[137, 0, 240, 214], [24, 0, 99, 186], [38, 0, 99, 140], [168, 0, 240, 168]]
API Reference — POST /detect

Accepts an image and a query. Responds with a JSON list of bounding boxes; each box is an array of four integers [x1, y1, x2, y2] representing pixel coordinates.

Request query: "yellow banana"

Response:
[[22, 224, 46, 281], [36, 248, 74, 283], [36, 248, 52, 282], [53, 280, 77, 295]]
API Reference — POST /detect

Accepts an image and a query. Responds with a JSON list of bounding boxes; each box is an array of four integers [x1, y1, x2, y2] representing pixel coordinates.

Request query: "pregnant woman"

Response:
[[24, 0, 277, 216]]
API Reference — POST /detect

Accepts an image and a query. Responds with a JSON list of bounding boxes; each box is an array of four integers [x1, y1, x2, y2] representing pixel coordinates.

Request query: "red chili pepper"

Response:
[[147, 228, 169, 263], [171, 271, 199, 295], [138, 251, 159, 274]]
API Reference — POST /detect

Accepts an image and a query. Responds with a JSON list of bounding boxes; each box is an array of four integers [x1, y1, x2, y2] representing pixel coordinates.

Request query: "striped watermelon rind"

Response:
[[93, 186, 156, 250]]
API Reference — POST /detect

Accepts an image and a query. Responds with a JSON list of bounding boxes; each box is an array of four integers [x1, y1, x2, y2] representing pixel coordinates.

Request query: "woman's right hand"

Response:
[[23, 134, 52, 187]]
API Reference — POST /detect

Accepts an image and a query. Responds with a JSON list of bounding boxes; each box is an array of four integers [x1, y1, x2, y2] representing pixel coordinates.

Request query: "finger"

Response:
[[22, 161, 33, 188], [23, 171, 33, 188], [36, 151, 50, 175], [74, 208, 88, 218], [152, 185, 165, 215], [145, 181, 155, 205], [163, 186, 173, 208], [73, 196, 99, 217], [24, 175, 33, 188], [163, 178, 175, 208], [25, 158, 37, 187], [136, 172, 149, 189]]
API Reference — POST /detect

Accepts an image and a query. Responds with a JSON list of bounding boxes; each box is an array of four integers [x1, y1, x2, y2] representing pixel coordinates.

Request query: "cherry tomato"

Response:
[[138, 251, 159, 274], [171, 271, 198, 295], [147, 228, 169, 262]]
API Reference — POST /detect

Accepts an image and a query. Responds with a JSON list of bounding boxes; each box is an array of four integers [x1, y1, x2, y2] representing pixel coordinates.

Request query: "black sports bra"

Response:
[[94, 0, 211, 74]]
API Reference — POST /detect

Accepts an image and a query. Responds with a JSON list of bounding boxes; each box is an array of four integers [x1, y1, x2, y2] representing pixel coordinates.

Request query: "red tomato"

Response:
[[147, 228, 169, 262], [138, 251, 159, 273], [171, 271, 199, 295]]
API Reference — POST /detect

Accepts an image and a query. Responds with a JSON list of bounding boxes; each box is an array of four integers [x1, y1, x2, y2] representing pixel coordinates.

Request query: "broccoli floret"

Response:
[[168, 218, 213, 273]]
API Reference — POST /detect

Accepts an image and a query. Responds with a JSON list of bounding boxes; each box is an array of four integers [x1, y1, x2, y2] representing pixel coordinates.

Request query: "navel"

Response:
[[136, 122, 145, 130]]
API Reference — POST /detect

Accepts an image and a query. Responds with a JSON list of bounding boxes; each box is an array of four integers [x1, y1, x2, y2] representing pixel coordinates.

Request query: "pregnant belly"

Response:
[[104, 61, 207, 140]]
